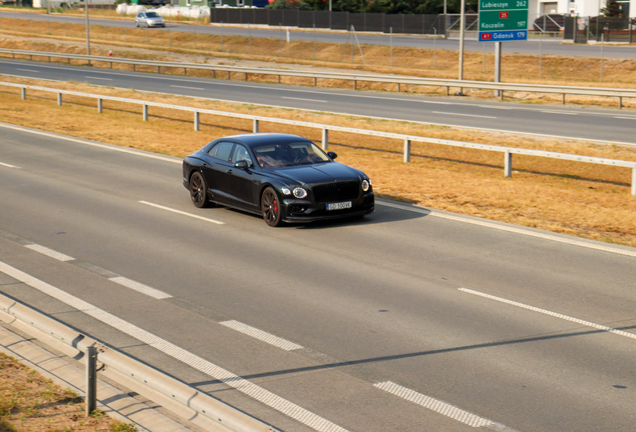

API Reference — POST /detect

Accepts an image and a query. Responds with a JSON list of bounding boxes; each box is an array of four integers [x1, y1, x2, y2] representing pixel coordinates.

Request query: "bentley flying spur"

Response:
[[182, 133, 375, 226]]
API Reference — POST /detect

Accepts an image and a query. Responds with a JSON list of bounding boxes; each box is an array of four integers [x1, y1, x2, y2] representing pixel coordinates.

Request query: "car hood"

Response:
[[270, 162, 363, 185]]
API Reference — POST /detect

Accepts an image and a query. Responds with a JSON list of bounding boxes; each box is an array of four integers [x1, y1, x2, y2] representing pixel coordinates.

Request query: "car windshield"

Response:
[[146, 12, 160, 17], [253, 141, 331, 169]]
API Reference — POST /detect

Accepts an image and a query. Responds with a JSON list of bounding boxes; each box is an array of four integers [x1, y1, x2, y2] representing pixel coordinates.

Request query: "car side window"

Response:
[[231, 145, 252, 165], [208, 141, 234, 161]]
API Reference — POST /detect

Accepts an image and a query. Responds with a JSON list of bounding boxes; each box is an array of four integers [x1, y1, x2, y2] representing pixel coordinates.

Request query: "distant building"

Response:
[[527, 0, 634, 18], [174, 0, 268, 6]]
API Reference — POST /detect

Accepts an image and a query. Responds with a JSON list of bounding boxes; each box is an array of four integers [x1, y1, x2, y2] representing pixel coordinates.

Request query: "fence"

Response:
[[3, 80, 635, 195], [2, 48, 636, 108], [210, 9, 446, 35], [0, 293, 279, 432]]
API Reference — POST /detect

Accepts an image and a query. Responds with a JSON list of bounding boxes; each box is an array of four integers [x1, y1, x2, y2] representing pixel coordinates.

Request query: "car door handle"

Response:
[[226, 169, 233, 175]]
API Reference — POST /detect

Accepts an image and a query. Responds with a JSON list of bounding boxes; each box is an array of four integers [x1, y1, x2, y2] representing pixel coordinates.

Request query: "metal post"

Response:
[[280, 23, 283, 56], [458, 0, 466, 83], [85, 346, 97, 417], [21, 87, 26, 100], [85, 0, 91, 66], [434, 27, 437, 69], [504, 150, 512, 177], [253, 119, 259, 133], [98, 98, 102, 113], [619, 97, 622, 109], [143, 105, 148, 121], [322, 128, 328, 150], [57, 93, 62, 106], [390, 27, 393, 67], [313, 24, 316, 60], [494, 42, 501, 97], [404, 139, 411, 163], [248, 23, 251, 54], [600, 33, 604, 82], [632, 167, 636, 196], [194, 112, 199, 131]]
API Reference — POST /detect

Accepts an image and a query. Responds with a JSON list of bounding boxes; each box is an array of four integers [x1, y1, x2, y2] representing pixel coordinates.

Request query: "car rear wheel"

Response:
[[261, 187, 283, 227], [189, 172, 211, 208]]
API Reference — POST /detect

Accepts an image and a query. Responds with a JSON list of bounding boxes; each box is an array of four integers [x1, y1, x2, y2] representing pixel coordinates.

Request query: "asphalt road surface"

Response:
[[1, 122, 635, 432], [0, 11, 633, 59], [1, 57, 636, 145]]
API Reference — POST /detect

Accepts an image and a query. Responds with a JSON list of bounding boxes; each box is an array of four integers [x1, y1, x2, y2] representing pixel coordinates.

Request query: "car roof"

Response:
[[216, 133, 313, 148]]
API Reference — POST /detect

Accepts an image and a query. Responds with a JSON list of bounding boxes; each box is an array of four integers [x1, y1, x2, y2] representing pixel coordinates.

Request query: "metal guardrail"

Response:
[[0, 293, 279, 432], [1, 48, 636, 108], [3, 80, 636, 195]]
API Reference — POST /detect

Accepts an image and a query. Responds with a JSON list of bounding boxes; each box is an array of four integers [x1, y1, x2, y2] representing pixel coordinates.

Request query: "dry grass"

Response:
[[1, 74, 635, 246], [0, 352, 135, 432], [1, 14, 636, 109]]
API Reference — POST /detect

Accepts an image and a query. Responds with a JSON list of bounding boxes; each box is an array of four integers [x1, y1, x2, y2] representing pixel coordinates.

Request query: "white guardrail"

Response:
[[0, 293, 279, 432], [2, 48, 636, 108], [4, 80, 636, 195]]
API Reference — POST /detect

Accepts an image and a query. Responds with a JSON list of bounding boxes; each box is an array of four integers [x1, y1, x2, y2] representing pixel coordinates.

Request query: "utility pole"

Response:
[[85, 0, 91, 65], [457, 0, 466, 94]]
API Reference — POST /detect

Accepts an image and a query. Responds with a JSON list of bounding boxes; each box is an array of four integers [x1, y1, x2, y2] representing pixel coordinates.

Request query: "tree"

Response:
[[600, 0, 623, 17]]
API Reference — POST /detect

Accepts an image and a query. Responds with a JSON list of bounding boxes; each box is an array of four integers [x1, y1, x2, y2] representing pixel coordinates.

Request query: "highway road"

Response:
[[1, 122, 635, 432], [1, 57, 636, 145], [0, 11, 633, 59]]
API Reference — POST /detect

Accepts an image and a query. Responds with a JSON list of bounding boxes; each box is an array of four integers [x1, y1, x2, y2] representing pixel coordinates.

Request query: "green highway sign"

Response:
[[479, 0, 528, 42]]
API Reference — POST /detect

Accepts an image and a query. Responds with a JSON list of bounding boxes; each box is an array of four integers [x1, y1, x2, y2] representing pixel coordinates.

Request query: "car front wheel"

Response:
[[189, 172, 211, 208], [261, 187, 283, 227]]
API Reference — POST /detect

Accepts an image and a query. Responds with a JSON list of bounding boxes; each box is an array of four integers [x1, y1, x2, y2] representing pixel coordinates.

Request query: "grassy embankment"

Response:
[[0, 351, 135, 432]]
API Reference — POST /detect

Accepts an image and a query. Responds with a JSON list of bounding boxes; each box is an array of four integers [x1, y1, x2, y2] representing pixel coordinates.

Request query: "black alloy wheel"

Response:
[[189, 172, 210, 208], [261, 187, 283, 227]]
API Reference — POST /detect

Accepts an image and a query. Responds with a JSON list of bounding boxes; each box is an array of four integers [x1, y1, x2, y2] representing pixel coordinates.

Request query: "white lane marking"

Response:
[[108, 276, 172, 300], [0, 123, 181, 164], [431, 111, 497, 119], [17, 69, 39, 73], [459, 288, 636, 340], [0, 161, 19, 168], [377, 201, 636, 258], [85, 76, 113, 81], [139, 201, 225, 225], [614, 116, 636, 120], [0, 260, 349, 432], [540, 110, 578, 115], [281, 96, 327, 103], [374, 382, 507, 429], [25, 244, 74, 262], [170, 85, 205, 90], [220, 320, 303, 351]]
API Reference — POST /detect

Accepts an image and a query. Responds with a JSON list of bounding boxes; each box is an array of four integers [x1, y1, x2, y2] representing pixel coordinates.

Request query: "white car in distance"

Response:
[[135, 11, 166, 28]]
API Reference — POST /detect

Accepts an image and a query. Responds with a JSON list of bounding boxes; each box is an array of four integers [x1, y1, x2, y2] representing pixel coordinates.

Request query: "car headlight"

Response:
[[281, 187, 291, 195], [362, 180, 370, 192], [293, 187, 307, 199]]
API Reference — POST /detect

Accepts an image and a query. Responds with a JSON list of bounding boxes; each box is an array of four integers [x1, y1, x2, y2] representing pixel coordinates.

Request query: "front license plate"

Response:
[[327, 201, 352, 211]]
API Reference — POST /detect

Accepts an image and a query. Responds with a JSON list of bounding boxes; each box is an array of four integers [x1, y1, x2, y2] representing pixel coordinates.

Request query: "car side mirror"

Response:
[[327, 151, 338, 160], [234, 160, 250, 169]]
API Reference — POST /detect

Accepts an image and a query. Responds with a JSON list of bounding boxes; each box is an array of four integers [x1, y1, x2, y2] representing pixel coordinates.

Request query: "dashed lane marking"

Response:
[[220, 320, 303, 351], [374, 381, 514, 430], [109, 276, 172, 300], [0, 260, 350, 432], [24, 244, 74, 262]]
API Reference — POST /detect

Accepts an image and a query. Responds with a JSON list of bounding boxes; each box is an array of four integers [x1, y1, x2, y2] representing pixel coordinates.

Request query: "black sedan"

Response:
[[182, 133, 374, 226]]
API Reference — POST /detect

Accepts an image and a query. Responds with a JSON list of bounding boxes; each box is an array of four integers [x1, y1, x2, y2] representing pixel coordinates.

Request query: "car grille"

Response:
[[312, 181, 360, 203]]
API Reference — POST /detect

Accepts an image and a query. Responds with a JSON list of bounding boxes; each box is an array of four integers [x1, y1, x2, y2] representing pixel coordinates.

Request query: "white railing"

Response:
[[0, 293, 279, 432], [4, 81, 636, 195], [1, 48, 636, 108]]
